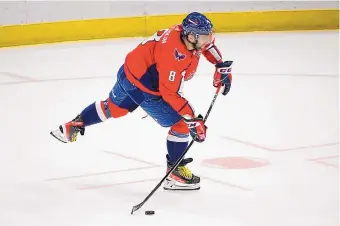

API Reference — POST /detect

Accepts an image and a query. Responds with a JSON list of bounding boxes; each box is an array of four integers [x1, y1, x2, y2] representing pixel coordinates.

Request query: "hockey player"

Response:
[[50, 12, 233, 190]]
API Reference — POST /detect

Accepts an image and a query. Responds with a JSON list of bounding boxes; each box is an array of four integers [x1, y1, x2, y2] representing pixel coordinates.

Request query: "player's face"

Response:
[[196, 32, 214, 49]]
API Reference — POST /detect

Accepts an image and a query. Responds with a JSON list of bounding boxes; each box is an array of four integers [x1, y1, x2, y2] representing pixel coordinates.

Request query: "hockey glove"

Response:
[[213, 61, 233, 96], [184, 114, 207, 143]]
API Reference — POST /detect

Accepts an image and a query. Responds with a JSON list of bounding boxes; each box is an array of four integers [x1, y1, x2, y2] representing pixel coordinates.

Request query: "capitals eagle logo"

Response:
[[174, 48, 186, 61]]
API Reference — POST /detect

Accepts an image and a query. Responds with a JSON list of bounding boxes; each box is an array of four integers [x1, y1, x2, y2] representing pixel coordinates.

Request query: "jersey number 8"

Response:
[[169, 71, 176, 82]]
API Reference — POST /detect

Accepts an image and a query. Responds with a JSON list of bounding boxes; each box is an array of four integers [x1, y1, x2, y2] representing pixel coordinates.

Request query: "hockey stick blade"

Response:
[[131, 203, 142, 214], [130, 85, 222, 214]]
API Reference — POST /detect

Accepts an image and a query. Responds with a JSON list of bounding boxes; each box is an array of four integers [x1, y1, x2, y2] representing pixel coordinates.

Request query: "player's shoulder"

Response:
[[158, 25, 191, 62], [159, 25, 181, 45]]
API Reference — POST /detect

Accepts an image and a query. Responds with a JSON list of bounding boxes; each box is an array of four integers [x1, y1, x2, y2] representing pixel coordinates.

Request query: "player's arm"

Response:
[[158, 65, 207, 142], [203, 42, 233, 96], [202, 42, 223, 64]]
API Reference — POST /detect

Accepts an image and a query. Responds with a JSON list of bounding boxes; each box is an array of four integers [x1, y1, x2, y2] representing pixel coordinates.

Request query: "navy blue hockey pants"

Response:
[[109, 65, 183, 127]]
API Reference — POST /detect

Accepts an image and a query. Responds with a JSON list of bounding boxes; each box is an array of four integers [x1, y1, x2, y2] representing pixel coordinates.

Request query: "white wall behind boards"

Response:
[[0, 1, 338, 26]]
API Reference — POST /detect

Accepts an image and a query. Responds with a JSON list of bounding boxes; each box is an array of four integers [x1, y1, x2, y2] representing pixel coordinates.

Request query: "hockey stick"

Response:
[[131, 85, 222, 214]]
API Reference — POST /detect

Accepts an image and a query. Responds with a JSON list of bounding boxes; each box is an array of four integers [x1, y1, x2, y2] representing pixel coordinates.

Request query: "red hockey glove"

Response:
[[213, 61, 233, 96], [184, 114, 207, 143]]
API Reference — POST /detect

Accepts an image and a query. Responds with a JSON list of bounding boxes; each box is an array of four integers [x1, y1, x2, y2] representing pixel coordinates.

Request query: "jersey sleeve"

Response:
[[157, 55, 195, 119], [202, 42, 223, 65]]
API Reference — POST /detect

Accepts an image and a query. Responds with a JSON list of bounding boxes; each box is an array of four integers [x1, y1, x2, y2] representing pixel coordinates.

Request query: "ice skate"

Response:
[[50, 115, 85, 143], [163, 154, 200, 191]]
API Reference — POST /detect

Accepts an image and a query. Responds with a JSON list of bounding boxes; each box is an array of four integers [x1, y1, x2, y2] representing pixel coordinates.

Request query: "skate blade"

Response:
[[163, 186, 200, 191], [163, 178, 200, 191], [50, 129, 68, 143]]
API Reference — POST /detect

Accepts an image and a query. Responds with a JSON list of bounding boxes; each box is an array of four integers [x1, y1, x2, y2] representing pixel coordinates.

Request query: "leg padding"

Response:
[[166, 119, 190, 163], [101, 98, 129, 119]]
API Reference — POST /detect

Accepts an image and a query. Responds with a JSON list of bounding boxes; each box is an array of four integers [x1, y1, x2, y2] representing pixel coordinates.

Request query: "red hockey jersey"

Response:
[[124, 24, 222, 118]]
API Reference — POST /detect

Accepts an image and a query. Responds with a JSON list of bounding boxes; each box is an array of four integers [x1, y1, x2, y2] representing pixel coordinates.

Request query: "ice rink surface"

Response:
[[0, 30, 339, 226]]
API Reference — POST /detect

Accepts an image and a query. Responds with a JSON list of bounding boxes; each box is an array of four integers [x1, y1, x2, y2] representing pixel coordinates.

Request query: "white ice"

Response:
[[0, 30, 339, 226]]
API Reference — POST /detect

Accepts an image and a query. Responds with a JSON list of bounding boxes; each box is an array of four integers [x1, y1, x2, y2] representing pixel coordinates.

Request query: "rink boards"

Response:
[[0, 2, 339, 48]]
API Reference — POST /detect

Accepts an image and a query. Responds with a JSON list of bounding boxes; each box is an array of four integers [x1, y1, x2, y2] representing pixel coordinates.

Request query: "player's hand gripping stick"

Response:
[[213, 60, 233, 96], [184, 115, 207, 143]]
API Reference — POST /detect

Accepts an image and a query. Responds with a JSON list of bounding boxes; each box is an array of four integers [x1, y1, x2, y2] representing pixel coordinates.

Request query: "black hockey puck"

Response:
[[145, 210, 155, 215]]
